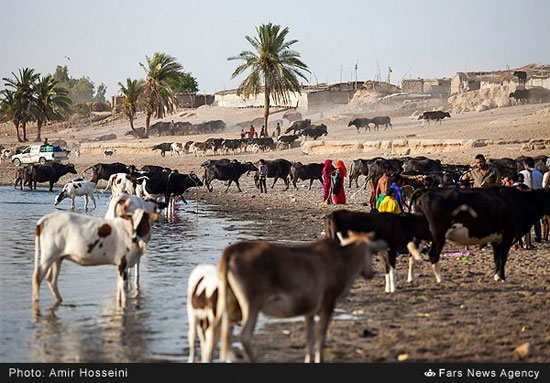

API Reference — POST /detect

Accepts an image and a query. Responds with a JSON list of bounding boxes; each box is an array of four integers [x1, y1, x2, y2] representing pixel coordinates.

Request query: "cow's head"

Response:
[[338, 231, 386, 279], [54, 190, 66, 205], [187, 172, 203, 187], [122, 208, 158, 253], [244, 162, 258, 173], [347, 120, 354, 127], [67, 164, 77, 174], [444, 112, 451, 118]]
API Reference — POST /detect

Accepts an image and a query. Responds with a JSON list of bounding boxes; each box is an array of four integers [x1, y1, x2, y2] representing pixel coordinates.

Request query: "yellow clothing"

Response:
[[378, 196, 401, 214]]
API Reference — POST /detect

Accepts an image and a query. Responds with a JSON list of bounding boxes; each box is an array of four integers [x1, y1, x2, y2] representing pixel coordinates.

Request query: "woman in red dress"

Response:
[[332, 160, 347, 204], [322, 159, 334, 204]]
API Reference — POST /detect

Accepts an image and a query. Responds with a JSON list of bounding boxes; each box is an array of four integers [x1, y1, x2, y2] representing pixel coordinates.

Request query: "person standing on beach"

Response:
[[276, 122, 281, 137], [322, 159, 334, 204], [332, 160, 347, 204], [249, 125, 255, 139]]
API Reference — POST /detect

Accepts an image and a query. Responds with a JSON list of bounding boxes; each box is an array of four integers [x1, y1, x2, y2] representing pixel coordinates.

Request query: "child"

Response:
[[258, 159, 268, 193], [378, 186, 401, 214]]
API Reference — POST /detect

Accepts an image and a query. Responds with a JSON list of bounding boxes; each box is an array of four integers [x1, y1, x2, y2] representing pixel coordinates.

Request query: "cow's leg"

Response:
[[90, 193, 96, 209], [428, 237, 445, 283], [134, 259, 140, 288], [235, 179, 243, 193], [84, 194, 89, 210], [224, 180, 233, 193], [388, 250, 397, 293], [304, 313, 315, 363], [284, 177, 290, 191], [33, 255, 56, 304], [315, 300, 335, 363], [239, 305, 259, 363], [407, 240, 424, 283], [308, 179, 314, 190], [188, 315, 196, 363], [271, 177, 278, 189], [116, 262, 129, 307], [492, 242, 501, 280], [45, 258, 63, 303], [49, 181, 54, 192]]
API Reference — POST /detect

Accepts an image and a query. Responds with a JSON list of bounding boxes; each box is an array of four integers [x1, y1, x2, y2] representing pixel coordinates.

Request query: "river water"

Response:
[[0, 186, 261, 362]]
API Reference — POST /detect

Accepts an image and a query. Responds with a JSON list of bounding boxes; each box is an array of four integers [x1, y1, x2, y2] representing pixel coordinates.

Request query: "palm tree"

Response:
[[0, 89, 23, 142], [33, 75, 72, 142], [228, 23, 310, 129], [2, 68, 39, 142], [119, 78, 144, 138], [139, 53, 183, 138]]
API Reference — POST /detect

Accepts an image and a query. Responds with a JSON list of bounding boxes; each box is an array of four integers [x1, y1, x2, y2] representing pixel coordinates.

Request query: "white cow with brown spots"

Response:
[[215, 232, 384, 363], [32, 203, 156, 309], [103, 173, 136, 201]]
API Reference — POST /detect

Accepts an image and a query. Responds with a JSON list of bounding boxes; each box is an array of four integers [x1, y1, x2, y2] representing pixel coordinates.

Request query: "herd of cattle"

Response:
[[18, 150, 550, 362]]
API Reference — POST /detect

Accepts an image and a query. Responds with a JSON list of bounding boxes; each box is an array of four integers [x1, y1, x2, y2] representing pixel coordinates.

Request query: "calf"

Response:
[[216, 232, 383, 363], [325, 209, 432, 293], [152, 143, 173, 157], [290, 162, 323, 190], [347, 118, 373, 133], [187, 265, 242, 363], [203, 161, 257, 192], [277, 134, 299, 150], [418, 111, 451, 125], [171, 142, 185, 157], [513, 71, 527, 85], [190, 142, 212, 157], [411, 187, 550, 282], [103, 149, 116, 157], [104, 173, 136, 201], [509, 89, 529, 106], [55, 179, 97, 209], [14, 166, 31, 190], [1, 148, 13, 162], [253, 158, 292, 190], [300, 124, 328, 140], [74, 149, 81, 159], [84, 162, 129, 184], [32, 205, 154, 308], [284, 119, 311, 135]]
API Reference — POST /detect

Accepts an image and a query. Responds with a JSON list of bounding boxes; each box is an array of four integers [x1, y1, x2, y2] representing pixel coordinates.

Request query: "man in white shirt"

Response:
[[520, 157, 543, 242]]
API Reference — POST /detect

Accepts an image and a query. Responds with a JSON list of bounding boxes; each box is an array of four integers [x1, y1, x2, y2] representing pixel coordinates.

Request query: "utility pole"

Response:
[[340, 65, 343, 84], [355, 60, 358, 90]]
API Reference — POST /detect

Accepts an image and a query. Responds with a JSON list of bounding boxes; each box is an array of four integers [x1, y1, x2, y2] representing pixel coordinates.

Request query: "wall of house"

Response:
[[213, 91, 308, 110], [401, 79, 424, 93]]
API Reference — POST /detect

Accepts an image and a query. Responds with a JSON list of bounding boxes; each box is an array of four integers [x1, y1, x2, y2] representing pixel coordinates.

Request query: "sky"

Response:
[[2, 0, 549, 98]]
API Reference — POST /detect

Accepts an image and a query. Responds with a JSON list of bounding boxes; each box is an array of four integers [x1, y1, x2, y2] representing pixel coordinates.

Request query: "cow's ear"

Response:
[[121, 198, 131, 214]]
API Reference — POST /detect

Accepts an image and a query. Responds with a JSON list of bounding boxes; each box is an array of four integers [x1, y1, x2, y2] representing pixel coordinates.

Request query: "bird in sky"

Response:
[[64, 56, 70, 61]]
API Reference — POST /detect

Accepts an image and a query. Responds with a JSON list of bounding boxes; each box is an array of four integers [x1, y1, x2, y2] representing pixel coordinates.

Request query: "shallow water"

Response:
[[0, 186, 261, 362]]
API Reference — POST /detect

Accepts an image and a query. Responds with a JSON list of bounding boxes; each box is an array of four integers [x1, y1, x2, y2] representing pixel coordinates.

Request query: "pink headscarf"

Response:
[[322, 159, 334, 177]]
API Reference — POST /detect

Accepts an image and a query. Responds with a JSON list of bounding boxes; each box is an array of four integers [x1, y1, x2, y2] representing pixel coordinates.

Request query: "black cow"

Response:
[[284, 119, 311, 134], [348, 158, 383, 188], [136, 170, 203, 208], [513, 71, 527, 85], [402, 157, 443, 175], [254, 159, 292, 190], [206, 138, 225, 155], [26, 163, 77, 191], [418, 111, 451, 125], [152, 143, 173, 157], [348, 118, 373, 133], [372, 116, 392, 130], [411, 187, 550, 282], [289, 162, 323, 190], [300, 124, 328, 140], [247, 137, 276, 152], [487, 158, 517, 179], [509, 89, 528, 105], [277, 134, 300, 149], [140, 165, 172, 173], [325, 209, 432, 292], [203, 161, 257, 192], [366, 158, 404, 208], [84, 162, 129, 184], [221, 139, 243, 154], [149, 121, 172, 137]]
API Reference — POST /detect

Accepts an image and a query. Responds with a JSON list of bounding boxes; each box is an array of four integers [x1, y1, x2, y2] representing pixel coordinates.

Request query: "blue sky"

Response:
[[2, 0, 549, 97]]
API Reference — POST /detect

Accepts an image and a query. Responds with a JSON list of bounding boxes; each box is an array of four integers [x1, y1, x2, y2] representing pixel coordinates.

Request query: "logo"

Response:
[[424, 369, 436, 378]]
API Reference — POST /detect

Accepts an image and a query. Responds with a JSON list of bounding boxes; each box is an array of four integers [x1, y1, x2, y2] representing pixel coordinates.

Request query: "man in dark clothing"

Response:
[[258, 159, 268, 193]]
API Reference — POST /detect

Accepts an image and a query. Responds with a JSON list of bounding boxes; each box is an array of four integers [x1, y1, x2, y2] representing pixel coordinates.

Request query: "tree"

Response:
[[2, 68, 40, 142], [33, 75, 72, 141], [94, 83, 107, 102], [140, 52, 183, 138], [70, 77, 95, 104], [228, 23, 309, 129], [0, 89, 23, 142], [118, 78, 144, 138], [165, 72, 199, 93]]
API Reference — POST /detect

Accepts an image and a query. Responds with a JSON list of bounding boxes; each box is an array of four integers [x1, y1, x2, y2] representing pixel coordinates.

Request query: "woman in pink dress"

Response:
[[322, 159, 334, 204]]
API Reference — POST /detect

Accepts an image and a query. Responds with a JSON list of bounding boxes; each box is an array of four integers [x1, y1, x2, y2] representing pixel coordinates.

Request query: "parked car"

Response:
[[11, 145, 68, 166]]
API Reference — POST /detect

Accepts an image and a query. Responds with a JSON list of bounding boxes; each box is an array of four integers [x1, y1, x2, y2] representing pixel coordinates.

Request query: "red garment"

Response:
[[332, 160, 347, 204], [322, 159, 334, 202]]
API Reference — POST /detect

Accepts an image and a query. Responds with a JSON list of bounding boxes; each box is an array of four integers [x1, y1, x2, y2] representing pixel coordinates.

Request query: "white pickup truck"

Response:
[[11, 145, 69, 166]]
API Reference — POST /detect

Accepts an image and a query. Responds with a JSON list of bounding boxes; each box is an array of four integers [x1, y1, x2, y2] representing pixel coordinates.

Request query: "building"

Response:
[[174, 93, 214, 108], [401, 78, 451, 97]]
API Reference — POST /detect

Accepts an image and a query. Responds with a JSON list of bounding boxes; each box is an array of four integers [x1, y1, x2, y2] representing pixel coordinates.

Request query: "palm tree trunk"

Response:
[[144, 112, 151, 138], [263, 86, 270, 134], [129, 117, 143, 139], [14, 121, 22, 142], [22, 121, 28, 142], [36, 120, 42, 142]]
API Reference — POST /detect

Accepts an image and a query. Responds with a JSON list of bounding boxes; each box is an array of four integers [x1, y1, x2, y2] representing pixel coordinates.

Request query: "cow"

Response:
[[215, 232, 384, 363], [103, 173, 136, 201], [277, 134, 300, 149], [187, 264, 242, 363], [402, 157, 443, 175], [136, 170, 203, 211], [149, 121, 172, 137], [203, 161, 257, 192], [487, 158, 517, 179], [1, 148, 13, 162], [372, 116, 392, 130], [54, 179, 97, 210], [290, 162, 323, 190], [347, 118, 373, 133], [418, 111, 451, 125], [140, 165, 172, 174], [285, 119, 311, 135], [220, 139, 242, 154], [14, 166, 32, 190], [254, 159, 292, 190], [26, 163, 78, 191], [325, 210, 432, 293], [411, 187, 550, 283], [152, 143, 173, 157], [190, 142, 213, 157], [84, 162, 130, 184], [32, 205, 156, 308], [300, 124, 328, 140], [73, 149, 81, 159], [170, 142, 185, 157], [103, 149, 116, 157], [509, 89, 528, 106], [348, 158, 379, 188], [513, 71, 527, 85], [366, 158, 404, 207]]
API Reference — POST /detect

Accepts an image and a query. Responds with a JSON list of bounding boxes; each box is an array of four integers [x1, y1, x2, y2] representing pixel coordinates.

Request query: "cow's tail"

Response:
[[82, 165, 94, 174], [102, 174, 115, 193], [409, 188, 427, 215], [216, 249, 231, 361], [33, 219, 44, 302], [324, 213, 337, 239]]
